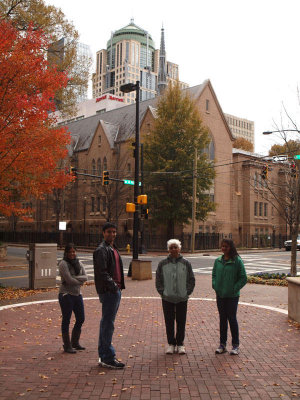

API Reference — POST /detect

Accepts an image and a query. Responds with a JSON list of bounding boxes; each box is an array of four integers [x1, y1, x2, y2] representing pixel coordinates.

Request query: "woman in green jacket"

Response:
[[212, 239, 247, 355]]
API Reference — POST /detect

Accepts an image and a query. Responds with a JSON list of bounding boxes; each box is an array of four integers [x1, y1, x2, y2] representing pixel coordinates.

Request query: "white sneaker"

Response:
[[165, 345, 175, 354], [177, 345, 186, 354]]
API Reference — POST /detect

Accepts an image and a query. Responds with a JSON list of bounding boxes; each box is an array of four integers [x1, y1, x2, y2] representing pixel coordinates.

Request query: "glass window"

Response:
[[264, 203, 268, 217], [131, 42, 135, 65], [103, 157, 107, 170], [259, 202, 263, 216], [254, 201, 258, 216], [91, 197, 95, 212], [92, 159, 96, 175], [97, 158, 101, 174], [206, 99, 209, 112], [97, 197, 100, 212]]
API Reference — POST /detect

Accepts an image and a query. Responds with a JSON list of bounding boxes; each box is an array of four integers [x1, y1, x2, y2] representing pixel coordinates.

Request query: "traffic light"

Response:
[[70, 166, 77, 177], [137, 194, 147, 205], [102, 171, 109, 185], [126, 203, 135, 212], [141, 208, 149, 219], [290, 162, 297, 178], [261, 164, 268, 180]]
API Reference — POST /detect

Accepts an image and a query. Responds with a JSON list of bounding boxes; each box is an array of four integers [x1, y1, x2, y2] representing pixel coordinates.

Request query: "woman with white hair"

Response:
[[156, 239, 195, 354]]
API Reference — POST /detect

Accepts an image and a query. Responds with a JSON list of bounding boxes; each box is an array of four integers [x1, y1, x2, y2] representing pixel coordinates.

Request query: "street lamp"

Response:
[[263, 129, 300, 135], [120, 81, 140, 260]]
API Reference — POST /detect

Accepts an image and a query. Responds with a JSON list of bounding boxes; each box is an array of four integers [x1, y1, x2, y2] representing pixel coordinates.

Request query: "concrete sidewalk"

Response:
[[0, 277, 299, 399]]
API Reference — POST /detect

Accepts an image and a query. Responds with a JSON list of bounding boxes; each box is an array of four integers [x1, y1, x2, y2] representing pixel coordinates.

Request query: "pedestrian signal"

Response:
[[126, 203, 135, 213]]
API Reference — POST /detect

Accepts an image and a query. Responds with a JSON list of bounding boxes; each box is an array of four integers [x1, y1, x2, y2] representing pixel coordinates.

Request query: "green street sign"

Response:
[[123, 180, 141, 186], [294, 155, 300, 160]]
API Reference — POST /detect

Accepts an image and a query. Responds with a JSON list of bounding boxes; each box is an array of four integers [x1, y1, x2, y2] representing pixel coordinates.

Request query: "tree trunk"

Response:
[[167, 220, 174, 238]]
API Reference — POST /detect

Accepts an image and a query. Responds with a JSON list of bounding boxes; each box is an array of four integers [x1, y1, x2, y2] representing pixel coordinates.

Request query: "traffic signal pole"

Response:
[[133, 81, 140, 260]]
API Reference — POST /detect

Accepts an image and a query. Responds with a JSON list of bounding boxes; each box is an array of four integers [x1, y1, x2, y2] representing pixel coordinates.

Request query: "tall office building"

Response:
[[48, 38, 92, 104], [224, 113, 255, 146], [92, 20, 188, 104]]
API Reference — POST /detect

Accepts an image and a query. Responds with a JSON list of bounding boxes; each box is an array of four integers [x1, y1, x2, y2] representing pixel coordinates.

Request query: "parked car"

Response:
[[284, 235, 300, 251]]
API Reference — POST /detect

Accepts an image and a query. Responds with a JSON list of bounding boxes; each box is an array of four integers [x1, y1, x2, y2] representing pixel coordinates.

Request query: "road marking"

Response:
[[0, 275, 28, 280], [0, 296, 288, 315]]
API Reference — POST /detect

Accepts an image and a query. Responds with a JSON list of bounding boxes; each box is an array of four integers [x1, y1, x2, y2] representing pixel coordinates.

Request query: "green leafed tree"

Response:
[[143, 82, 215, 237], [1, 0, 91, 117]]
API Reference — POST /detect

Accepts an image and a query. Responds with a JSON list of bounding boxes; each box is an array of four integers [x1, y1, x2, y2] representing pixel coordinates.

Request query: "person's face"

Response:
[[103, 228, 117, 244], [221, 242, 231, 257], [168, 244, 180, 258], [67, 248, 76, 259]]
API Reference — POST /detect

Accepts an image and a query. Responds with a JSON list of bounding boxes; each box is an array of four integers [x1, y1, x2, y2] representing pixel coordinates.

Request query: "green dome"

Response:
[[107, 20, 156, 50]]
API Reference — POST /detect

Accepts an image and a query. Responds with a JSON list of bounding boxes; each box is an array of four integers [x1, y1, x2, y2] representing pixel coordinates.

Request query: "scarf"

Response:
[[64, 256, 81, 275]]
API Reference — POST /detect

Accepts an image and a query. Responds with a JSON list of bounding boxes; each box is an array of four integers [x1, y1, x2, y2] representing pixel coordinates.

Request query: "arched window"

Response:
[[97, 158, 101, 174], [92, 159, 96, 175], [203, 136, 215, 161], [103, 157, 108, 171]]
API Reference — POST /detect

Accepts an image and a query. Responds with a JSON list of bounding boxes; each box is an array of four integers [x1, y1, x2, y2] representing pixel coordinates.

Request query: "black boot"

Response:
[[71, 328, 85, 350], [62, 332, 76, 353]]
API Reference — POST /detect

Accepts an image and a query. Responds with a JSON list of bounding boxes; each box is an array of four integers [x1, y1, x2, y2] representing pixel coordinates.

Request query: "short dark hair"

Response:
[[102, 222, 117, 232]]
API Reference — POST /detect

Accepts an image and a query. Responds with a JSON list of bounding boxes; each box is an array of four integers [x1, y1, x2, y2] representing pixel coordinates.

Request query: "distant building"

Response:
[[224, 113, 255, 146], [48, 38, 92, 104], [92, 20, 188, 104], [53, 94, 125, 125]]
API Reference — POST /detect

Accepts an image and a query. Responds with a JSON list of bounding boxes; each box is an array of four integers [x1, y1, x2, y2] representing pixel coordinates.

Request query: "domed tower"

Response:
[[92, 19, 159, 103]]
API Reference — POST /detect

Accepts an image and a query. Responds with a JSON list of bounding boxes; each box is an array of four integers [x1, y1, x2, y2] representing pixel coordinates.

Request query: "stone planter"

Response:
[[0, 244, 7, 260], [286, 277, 300, 323]]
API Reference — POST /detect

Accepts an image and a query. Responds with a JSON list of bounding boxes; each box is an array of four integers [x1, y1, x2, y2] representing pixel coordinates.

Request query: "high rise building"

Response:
[[92, 20, 188, 103], [225, 113, 255, 146], [48, 38, 92, 104]]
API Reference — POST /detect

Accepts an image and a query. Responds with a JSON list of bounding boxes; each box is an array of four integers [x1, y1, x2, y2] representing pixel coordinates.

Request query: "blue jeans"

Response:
[[216, 296, 239, 346], [58, 293, 85, 334], [98, 290, 121, 362]]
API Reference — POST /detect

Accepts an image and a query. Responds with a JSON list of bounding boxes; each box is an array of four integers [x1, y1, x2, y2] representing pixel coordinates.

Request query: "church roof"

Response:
[[66, 81, 214, 155]]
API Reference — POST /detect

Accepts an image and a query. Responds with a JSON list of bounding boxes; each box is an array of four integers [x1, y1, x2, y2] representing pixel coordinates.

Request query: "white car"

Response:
[[284, 235, 300, 251]]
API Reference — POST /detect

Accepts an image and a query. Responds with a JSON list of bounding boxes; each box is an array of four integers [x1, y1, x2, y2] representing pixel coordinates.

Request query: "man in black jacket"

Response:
[[93, 222, 125, 369]]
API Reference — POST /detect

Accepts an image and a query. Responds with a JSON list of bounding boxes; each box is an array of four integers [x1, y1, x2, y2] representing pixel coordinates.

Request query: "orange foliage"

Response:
[[0, 19, 72, 217]]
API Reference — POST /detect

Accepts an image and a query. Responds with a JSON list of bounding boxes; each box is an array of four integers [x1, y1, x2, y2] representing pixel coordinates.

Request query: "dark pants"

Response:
[[58, 293, 85, 334], [98, 290, 121, 362], [162, 299, 188, 346], [216, 295, 239, 346]]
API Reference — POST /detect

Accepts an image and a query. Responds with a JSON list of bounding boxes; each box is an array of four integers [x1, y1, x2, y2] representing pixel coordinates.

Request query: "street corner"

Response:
[[0, 297, 300, 399]]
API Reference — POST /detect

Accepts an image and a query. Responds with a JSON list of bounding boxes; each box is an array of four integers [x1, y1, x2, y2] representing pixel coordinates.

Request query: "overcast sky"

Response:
[[45, 0, 300, 154]]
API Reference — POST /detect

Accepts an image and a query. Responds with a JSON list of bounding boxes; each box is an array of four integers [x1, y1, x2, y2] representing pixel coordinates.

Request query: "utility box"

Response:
[[28, 243, 57, 289]]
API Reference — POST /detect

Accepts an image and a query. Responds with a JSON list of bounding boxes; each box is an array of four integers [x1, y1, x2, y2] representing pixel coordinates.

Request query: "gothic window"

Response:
[[92, 159, 96, 175], [103, 157, 108, 171], [97, 158, 101, 174]]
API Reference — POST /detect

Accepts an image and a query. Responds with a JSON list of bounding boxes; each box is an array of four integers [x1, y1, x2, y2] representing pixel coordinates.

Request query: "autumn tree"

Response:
[[1, 0, 91, 117], [268, 140, 300, 157], [233, 137, 254, 152], [0, 19, 72, 218], [143, 82, 215, 237]]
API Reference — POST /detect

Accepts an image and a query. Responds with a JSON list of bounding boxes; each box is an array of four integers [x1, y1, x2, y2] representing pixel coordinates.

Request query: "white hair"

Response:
[[167, 239, 182, 250]]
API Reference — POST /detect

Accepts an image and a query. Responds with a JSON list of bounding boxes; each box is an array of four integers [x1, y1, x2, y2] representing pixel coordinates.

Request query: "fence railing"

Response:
[[0, 231, 288, 251]]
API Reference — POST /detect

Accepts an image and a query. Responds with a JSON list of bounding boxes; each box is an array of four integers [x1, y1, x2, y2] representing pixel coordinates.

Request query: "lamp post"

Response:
[[263, 129, 300, 135], [120, 81, 140, 260]]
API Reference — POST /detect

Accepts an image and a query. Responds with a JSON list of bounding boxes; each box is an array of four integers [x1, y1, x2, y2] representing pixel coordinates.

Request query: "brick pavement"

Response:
[[0, 277, 299, 399]]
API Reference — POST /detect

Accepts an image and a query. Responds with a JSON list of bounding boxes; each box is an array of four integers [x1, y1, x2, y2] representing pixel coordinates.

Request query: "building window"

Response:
[[103, 157, 107, 171], [97, 196, 100, 212], [264, 203, 268, 217], [97, 158, 101, 174], [127, 163, 131, 173], [254, 172, 257, 187], [254, 201, 258, 216], [92, 159, 96, 175], [98, 135, 102, 145], [91, 197, 95, 212], [206, 99, 209, 112], [259, 202, 263, 216]]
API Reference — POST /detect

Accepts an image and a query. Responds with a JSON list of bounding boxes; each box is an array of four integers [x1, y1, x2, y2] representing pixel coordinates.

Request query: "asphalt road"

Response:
[[0, 246, 297, 288]]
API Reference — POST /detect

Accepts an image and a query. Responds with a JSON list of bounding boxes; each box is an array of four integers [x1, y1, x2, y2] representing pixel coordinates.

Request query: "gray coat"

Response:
[[59, 259, 87, 296]]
